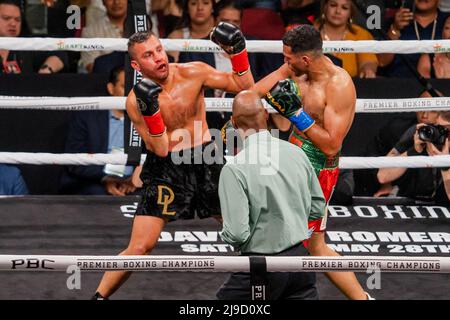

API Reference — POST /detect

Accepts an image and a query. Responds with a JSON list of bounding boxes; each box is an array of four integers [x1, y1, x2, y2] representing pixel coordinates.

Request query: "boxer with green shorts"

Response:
[[254, 25, 372, 300], [266, 78, 339, 234]]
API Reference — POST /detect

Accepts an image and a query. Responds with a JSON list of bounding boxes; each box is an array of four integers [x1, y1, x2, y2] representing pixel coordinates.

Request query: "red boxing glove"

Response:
[[134, 78, 166, 136], [143, 110, 166, 136], [210, 22, 249, 75], [230, 49, 250, 75]]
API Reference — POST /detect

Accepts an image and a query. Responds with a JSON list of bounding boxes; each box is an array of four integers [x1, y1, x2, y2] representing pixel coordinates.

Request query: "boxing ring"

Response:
[[0, 37, 449, 300]]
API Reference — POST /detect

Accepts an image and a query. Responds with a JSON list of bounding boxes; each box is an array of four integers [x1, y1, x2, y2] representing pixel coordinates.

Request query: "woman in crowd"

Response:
[[314, 0, 378, 78], [167, 0, 216, 62]]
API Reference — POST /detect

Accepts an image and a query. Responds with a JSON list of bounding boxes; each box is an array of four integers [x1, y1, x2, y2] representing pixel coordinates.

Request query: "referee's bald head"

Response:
[[232, 90, 268, 131]]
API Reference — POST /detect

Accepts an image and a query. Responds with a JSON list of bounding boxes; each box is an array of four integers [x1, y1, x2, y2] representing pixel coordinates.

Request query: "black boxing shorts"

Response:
[[136, 141, 224, 221]]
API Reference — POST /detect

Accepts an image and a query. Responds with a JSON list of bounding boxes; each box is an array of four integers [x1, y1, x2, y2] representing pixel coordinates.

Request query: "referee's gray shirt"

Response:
[[219, 130, 326, 254]]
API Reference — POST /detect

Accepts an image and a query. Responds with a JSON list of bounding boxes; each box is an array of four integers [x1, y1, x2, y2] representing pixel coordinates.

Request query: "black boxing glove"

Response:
[[133, 78, 166, 136], [265, 79, 315, 132], [210, 22, 249, 75]]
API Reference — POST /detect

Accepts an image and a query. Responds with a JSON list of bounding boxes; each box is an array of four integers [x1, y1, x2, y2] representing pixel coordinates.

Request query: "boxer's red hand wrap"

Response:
[[230, 49, 250, 75], [143, 110, 166, 136]]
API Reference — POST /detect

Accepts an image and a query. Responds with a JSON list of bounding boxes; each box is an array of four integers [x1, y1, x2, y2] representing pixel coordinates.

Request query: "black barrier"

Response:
[[123, 0, 149, 166], [0, 196, 448, 256], [0, 75, 449, 194]]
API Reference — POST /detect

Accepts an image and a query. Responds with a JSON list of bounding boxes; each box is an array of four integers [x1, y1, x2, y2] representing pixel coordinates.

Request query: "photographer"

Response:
[[377, 111, 450, 203]]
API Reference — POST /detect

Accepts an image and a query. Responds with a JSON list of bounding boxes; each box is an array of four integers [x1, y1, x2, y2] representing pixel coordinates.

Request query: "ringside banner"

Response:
[[0, 196, 448, 257], [0, 196, 448, 300]]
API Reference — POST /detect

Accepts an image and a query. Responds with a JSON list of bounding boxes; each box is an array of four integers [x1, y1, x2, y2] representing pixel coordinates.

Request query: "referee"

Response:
[[216, 90, 326, 300]]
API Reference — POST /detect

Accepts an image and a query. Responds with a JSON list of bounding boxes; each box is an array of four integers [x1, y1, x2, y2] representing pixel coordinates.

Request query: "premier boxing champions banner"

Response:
[[0, 196, 448, 257]]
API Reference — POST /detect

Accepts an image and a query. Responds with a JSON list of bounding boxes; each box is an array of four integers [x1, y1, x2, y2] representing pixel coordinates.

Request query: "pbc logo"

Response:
[[11, 258, 55, 270]]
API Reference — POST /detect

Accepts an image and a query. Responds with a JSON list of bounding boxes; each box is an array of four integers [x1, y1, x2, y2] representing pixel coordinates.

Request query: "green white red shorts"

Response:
[[289, 129, 340, 233]]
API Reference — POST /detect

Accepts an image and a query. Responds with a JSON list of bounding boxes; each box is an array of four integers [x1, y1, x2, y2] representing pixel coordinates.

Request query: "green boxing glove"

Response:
[[265, 78, 315, 132]]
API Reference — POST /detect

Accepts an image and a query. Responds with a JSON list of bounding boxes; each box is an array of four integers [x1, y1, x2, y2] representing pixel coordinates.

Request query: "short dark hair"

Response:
[[108, 65, 124, 85], [127, 30, 157, 57], [0, 0, 21, 10], [178, 0, 217, 29], [282, 25, 323, 55], [216, 0, 243, 18]]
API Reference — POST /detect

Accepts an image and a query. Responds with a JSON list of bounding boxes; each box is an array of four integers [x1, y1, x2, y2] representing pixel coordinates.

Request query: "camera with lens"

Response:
[[418, 124, 449, 147]]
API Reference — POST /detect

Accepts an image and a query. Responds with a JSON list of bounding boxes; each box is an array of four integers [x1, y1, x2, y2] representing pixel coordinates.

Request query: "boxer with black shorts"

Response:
[[92, 24, 254, 299], [137, 142, 224, 220]]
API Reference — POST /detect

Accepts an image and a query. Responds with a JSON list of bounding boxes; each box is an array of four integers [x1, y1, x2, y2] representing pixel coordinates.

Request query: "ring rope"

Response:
[[0, 96, 449, 113], [1, 152, 450, 169], [0, 152, 136, 165], [0, 96, 126, 111], [0, 255, 448, 273], [0, 37, 449, 54]]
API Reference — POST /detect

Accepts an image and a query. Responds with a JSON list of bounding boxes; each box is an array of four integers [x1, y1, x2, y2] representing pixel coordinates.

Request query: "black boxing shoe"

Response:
[[91, 292, 108, 300]]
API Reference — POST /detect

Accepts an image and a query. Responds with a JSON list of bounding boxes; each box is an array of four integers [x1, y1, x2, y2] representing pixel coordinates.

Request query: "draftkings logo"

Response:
[[323, 47, 355, 53], [182, 41, 220, 53], [55, 40, 105, 51], [433, 43, 450, 53]]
